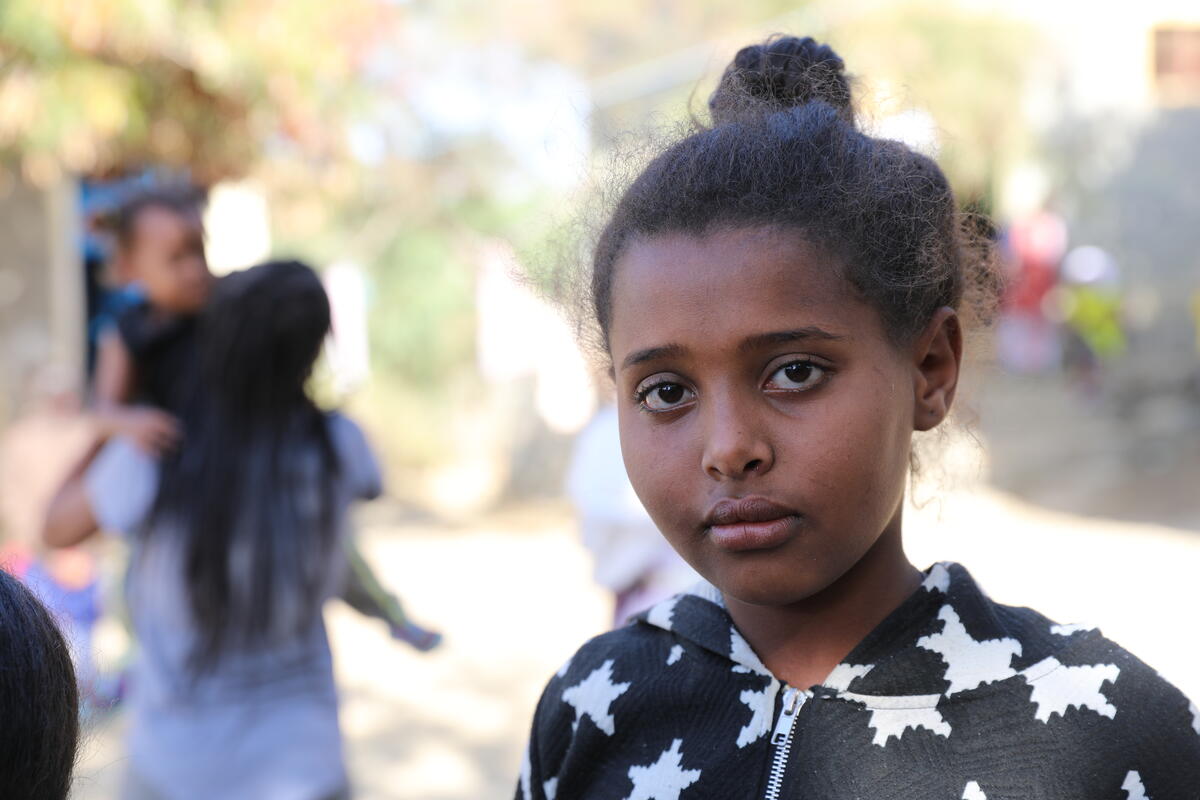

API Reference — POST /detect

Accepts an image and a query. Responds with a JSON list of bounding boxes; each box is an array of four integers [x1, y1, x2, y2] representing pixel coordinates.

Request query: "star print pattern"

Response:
[[561, 659, 631, 736], [647, 596, 679, 631], [923, 562, 951, 593], [1020, 657, 1119, 722], [729, 626, 769, 675], [624, 739, 701, 800], [1122, 770, 1149, 800], [917, 605, 1022, 695], [962, 780, 987, 799], [517, 562, 1200, 800], [736, 684, 779, 748], [841, 691, 952, 746], [824, 662, 874, 691]]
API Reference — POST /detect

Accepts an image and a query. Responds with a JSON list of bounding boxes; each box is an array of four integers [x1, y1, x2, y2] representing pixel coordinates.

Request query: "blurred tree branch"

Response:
[[0, 0, 397, 184]]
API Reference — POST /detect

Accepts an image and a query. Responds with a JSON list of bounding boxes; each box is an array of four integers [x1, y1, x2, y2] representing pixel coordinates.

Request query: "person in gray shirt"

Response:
[[45, 260, 381, 800]]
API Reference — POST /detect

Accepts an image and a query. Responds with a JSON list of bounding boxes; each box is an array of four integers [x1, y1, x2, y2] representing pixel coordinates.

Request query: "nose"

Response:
[[701, 392, 774, 481]]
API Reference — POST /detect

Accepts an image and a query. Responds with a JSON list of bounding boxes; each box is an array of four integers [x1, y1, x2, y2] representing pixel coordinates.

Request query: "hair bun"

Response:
[[709, 35, 852, 125]]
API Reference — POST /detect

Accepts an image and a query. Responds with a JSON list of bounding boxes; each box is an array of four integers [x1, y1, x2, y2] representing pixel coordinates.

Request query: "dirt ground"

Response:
[[68, 479, 1200, 800]]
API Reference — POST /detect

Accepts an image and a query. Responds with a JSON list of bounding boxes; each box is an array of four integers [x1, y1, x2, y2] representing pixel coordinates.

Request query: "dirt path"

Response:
[[71, 492, 1200, 799]]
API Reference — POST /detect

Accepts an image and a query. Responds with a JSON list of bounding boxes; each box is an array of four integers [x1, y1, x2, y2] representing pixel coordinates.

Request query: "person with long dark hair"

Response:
[[0, 567, 79, 800], [45, 260, 380, 800]]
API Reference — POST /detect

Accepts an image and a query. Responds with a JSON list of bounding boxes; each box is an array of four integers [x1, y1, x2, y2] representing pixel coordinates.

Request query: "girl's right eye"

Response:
[[636, 381, 696, 412]]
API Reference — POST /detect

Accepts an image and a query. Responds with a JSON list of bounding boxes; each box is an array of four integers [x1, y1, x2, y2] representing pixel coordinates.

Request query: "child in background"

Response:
[[0, 567, 79, 800], [45, 260, 427, 799], [84, 187, 439, 651], [517, 36, 1200, 799], [89, 186, 210, 453]]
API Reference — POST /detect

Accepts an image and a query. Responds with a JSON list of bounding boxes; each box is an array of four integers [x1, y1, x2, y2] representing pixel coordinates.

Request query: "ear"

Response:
[[911, 307, 962, 432]]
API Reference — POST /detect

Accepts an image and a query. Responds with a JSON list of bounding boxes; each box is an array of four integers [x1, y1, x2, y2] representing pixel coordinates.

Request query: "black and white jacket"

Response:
[[517, 562, 1200, 799]]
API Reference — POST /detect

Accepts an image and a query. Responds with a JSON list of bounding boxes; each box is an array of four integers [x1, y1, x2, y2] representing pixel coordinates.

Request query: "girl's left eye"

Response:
[[765, 361, 827, 391]]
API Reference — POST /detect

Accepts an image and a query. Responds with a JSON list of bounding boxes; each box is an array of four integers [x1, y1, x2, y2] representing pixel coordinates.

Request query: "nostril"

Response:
[[745, 459, 762, 474]]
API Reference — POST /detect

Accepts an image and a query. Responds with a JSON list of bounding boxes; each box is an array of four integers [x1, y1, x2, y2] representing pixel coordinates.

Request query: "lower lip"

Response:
[[708, 515, 801, 552]]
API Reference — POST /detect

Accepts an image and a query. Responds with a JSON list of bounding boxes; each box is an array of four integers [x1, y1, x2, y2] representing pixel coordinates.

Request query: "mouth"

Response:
[[702, 496, 803, 552]]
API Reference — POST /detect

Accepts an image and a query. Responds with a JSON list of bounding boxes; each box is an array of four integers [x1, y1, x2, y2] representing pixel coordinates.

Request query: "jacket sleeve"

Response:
[[516, 657, 580, 800], [1111, 651, 1200, 798], [1131, 687, 1200, 797]]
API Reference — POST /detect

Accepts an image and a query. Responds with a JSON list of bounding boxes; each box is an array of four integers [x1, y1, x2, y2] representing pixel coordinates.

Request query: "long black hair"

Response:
[[151, 259, 340, 672], [0, 568, 79, 800]]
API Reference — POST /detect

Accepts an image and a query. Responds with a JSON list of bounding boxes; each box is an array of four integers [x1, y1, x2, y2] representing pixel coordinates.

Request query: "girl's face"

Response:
[[121, 206, 211, 314], [609, 227, 952, 608]]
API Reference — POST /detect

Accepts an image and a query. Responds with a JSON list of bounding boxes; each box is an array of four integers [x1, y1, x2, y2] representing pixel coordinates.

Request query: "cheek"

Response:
[[619, 416, 698, 533], [791, 370, 912, 513]]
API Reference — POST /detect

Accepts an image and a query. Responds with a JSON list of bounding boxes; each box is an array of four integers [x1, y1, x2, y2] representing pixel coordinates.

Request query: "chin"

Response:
[[709, 558, 833, 608]]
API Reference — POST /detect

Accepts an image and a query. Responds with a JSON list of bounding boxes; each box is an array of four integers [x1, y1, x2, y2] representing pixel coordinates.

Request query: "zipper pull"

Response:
[[770, 688, 805, 745]]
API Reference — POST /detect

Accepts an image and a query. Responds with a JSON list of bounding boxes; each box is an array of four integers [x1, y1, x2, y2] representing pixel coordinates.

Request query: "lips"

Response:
[[703, 496, 802, 552]]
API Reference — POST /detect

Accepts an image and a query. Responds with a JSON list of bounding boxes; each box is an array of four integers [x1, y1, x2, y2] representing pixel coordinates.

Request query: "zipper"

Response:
[[763, 687, 808, 800]]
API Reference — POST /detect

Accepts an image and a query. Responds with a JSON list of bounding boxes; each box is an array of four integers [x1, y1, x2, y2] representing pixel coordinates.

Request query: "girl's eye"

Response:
[[765, 361, 827, 392], [638, 382, 695, 412]]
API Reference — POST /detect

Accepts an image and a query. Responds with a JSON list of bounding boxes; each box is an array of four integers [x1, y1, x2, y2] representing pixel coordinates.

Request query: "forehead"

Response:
[[131, 205, 197, 243], [608, 227, 882, 361]]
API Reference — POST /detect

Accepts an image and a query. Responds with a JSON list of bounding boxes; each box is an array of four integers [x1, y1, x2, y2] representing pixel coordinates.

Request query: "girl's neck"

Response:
[[722, 515, 921, 691]]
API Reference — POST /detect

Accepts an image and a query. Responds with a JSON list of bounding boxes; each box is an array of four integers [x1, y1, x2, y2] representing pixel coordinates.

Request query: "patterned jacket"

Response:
[[517, 562, 1200, 800]]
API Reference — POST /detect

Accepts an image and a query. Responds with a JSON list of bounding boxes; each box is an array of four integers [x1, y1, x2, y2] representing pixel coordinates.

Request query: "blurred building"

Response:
[[0, 177, 84, 425]]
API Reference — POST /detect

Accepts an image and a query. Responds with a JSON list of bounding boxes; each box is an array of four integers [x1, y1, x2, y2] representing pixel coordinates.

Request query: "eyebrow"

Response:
[[620, 327, 845, 371], [737, 327, 847, 351], [621, 343, 688, 370]]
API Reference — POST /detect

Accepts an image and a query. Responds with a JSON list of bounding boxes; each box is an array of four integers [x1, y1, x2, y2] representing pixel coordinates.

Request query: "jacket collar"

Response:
[[635, 561, 1081, 700]]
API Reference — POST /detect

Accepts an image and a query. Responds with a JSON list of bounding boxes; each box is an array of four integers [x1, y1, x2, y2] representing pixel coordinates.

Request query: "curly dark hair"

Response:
[[0, 568, 79, 800], [592, 35, 999, 352]]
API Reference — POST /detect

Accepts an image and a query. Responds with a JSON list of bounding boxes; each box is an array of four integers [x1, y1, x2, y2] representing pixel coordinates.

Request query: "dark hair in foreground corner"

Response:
[[151, 259, 340, 672], [592, 34, 1000, 350], [0, 568, 79, 800]]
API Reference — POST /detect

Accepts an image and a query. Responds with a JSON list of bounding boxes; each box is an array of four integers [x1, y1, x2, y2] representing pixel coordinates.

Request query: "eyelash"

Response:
[[764, 359, 830, 391], [633, 381, 691, 410], [633, 359, 831, 414]]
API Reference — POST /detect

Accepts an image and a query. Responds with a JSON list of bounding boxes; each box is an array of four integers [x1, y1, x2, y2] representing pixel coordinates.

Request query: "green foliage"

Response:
[[368, 228, 476, 389], [0, 0, 388, 181]]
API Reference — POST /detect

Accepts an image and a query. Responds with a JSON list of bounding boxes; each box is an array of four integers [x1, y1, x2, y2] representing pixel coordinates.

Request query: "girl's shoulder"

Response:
[[531, 589, 756, 732], [1051, 624, 1199, 745]]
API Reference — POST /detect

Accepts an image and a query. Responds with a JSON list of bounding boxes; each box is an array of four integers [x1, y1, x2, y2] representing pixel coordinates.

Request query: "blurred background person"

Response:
[[0, 366, 109, 710], [43, 261, 402, 800], [88, 185, 210, 453], [566, 403, 696, 627], [1057, 245, 1127, 399], [997, 204, 1068, 375]]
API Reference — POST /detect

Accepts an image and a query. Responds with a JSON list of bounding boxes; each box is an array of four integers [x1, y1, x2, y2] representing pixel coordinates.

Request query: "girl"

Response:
[[517, 36, 1200, 799], [45, 261, 379, 800]]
